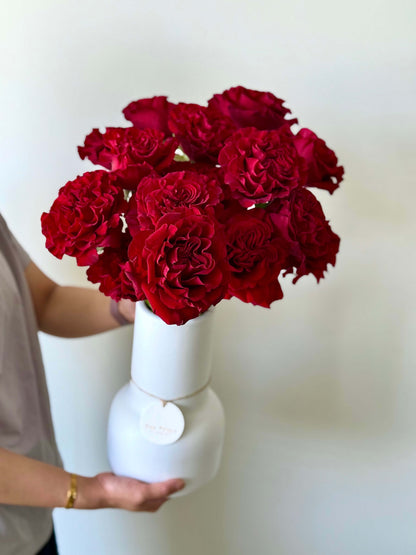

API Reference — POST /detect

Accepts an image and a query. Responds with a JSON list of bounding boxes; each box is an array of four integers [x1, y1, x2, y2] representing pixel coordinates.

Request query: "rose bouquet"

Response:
[[41, 86, 344, 325]]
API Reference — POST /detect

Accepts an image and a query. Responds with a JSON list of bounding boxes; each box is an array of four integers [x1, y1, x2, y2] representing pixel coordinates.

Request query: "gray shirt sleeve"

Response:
[[0, 215, 31, 269], [9, 233, 31, 269]]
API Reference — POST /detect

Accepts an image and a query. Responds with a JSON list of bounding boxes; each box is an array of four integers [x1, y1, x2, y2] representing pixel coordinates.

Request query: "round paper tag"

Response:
[[140, 402, 185, 445]]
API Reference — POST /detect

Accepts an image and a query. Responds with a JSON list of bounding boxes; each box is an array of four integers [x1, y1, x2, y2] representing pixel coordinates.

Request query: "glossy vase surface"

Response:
[[107, 301, 225, 497]]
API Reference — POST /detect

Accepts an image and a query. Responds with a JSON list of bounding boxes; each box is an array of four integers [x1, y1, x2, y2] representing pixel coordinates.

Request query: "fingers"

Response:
[[118, 299, 136, 323], [93, 473, 185, 511], [141, 497, 170, 513], [142, 478, 185, 502]]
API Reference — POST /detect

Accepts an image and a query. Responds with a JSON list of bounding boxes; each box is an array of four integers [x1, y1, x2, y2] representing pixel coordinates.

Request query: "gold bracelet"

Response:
[[65, 473, 78, 509]]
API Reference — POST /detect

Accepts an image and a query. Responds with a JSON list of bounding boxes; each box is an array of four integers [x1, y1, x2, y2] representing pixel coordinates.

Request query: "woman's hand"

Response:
[[0, 448, 185, 512], [117, 299, 136, 324], [78, 473, 185, 512]]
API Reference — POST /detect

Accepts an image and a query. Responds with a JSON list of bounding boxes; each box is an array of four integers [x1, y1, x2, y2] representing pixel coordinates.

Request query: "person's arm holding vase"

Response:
[[24, 261, 135, 337], [0, 260, 184, 512]]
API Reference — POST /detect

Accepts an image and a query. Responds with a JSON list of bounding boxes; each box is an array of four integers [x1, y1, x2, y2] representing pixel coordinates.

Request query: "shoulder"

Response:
[[0, 212, 31, 268], [0, 212, 14, 244]]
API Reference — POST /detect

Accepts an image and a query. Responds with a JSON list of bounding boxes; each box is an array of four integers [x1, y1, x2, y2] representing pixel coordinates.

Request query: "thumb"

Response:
[[143, 478, 186, 500]]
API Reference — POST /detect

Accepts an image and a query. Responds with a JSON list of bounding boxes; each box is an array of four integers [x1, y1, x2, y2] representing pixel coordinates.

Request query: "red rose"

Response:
[[41, 171, 126, 266], [122, 96, 174, 135], [86, 234, 139, 301], [160, 161, 226, 197], [208, 86, 298, 130], [134, 171, 223, 229], [111, 162, 156, 191], [218, 126, 306, 207], [293, 128, 344, 194], [78, 127, 178, 173], [160, 160, 218, 177], [168, 103, 236, 163], [124, 194, 142, 237], [127, 208, 229, 325], [224, 207, 287, 307], [269, 188, 340, 283]]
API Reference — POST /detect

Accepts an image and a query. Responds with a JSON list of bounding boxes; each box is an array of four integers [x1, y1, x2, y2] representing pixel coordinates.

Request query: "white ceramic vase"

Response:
[[107, 301, 225, 497]]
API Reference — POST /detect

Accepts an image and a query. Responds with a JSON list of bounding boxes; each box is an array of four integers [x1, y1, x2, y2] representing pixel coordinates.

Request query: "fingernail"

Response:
[[176, 479, 186, 490]]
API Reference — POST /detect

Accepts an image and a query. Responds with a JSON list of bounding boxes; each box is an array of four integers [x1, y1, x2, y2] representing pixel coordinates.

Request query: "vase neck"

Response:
[[130, 302, 215, 400]]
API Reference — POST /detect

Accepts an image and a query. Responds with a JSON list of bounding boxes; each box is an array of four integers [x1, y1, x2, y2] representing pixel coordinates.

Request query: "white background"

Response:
[[1, 1, 416, 553]]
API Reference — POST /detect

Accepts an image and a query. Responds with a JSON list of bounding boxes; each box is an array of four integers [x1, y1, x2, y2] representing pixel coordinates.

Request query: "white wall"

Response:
[[1, 1, 416, 553]]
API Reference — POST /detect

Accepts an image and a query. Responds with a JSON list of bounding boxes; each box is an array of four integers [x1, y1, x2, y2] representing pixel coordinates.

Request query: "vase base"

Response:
[[107, 385, 225, 498]]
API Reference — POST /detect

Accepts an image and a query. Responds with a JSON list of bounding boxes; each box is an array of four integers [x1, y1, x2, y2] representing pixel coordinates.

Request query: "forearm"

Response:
[[39, 286, 119, 338], [0, 448, 101, 509], [0, 448, 185, 512], [24, 262, 134, 337]]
